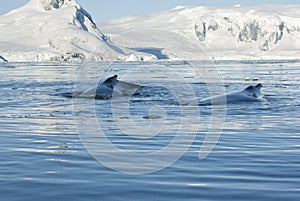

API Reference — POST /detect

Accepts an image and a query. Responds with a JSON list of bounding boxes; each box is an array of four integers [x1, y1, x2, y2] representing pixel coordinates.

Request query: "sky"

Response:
[[0, 0, 300, 21]]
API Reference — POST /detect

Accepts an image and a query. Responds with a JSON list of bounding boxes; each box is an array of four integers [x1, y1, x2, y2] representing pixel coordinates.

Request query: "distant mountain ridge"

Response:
[[100, 5, 300, 60], [0, 2, 299, 62]]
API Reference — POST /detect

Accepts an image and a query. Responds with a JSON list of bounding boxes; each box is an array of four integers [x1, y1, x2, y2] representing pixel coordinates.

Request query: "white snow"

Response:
[[0, 1, 299, 62], [0, 0, 154, 62], [100, 5, 300, 61]]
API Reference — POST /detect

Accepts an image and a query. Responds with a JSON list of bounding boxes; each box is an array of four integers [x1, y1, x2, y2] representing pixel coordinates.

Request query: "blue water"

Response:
[[0, 62, 299, 201]]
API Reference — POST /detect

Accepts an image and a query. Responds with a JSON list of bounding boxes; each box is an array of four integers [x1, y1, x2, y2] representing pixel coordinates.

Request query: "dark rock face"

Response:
[[193, 13, 293, 52], [41, 0, 72, 11]]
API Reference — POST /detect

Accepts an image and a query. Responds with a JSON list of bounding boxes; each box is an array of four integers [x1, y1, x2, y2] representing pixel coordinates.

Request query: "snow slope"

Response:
[[100, 5, 300, 60], [1, 2, 299, 62], [0, 0, 135, 62]]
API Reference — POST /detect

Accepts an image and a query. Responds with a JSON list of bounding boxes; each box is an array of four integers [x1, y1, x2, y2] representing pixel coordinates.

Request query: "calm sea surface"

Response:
[[0, 61, 299, 201]]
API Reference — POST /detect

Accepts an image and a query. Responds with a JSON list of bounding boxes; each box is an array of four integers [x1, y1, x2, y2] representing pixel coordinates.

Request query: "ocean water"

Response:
[[0, 61, 299, 201]]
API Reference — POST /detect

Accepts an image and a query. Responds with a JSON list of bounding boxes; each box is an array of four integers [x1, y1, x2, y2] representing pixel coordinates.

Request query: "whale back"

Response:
[[76, 75, 143, 99], [199, 83, 264, 105]]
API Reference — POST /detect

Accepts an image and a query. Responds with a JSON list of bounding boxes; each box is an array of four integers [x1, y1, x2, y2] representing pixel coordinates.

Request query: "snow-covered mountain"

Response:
[[1, 2, 299, 62], [0, 0, 148, 62], [100, 5, 300, 60]]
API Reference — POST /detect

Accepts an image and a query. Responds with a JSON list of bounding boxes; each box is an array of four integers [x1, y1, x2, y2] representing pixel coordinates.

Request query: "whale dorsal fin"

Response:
[[103, 75, 118, 84], [255, 83, 262, 91], [244, 83, 262, 92], [102, 75, 118, 89], [244, 83, 263, 98]]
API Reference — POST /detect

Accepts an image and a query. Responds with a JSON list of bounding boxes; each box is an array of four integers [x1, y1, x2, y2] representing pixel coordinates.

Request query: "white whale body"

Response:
[[199, 84, 266, 105], [79, 75, 142, 99]]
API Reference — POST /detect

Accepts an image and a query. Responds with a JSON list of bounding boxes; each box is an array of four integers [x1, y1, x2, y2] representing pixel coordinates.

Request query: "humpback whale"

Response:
[[199, 84, 266, 105], [78, 75, 142, 99]]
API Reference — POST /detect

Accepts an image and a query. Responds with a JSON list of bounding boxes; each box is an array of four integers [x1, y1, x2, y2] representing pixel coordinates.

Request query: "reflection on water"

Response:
[[0, 62, 299, 200]]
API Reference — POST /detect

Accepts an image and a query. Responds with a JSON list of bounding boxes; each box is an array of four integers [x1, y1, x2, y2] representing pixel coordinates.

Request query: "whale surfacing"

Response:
[[79, 75, 142, 99], [199, 84, 265, 105]]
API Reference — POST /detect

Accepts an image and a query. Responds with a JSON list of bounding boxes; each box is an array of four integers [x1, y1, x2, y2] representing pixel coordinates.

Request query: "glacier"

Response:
[[0, 1, 299, 62]]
